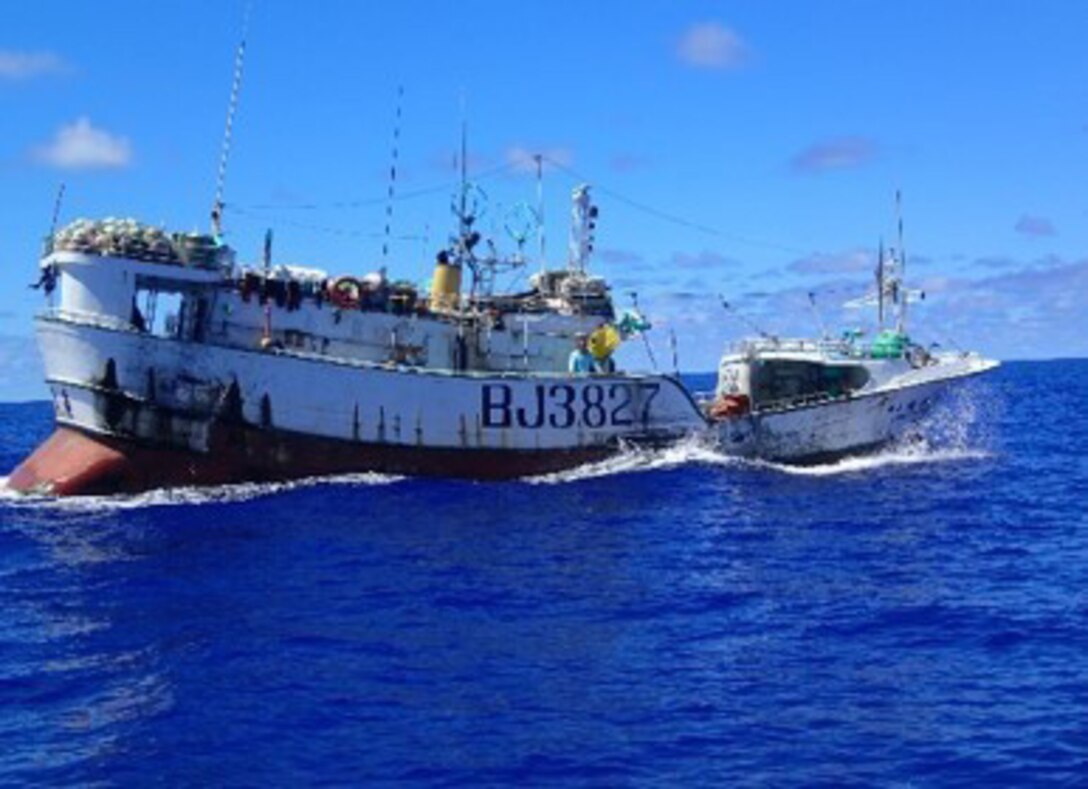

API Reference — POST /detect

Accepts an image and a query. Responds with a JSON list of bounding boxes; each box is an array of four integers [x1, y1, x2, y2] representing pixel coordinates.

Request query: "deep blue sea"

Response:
[[2, 361, 1087, 786]]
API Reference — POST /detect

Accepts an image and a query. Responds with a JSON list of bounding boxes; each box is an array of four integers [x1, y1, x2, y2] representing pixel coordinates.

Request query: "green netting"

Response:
[[870, 330, 910, 359]]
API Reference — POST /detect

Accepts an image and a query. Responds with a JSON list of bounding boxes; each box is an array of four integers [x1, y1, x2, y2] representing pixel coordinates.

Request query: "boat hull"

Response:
[[8, 424, 618, 495], [7, 315, 704, 495], [713, 356, 996, 462]]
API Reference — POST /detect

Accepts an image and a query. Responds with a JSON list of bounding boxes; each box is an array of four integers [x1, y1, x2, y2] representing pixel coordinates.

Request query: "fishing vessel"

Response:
[[7, 184, 712, 495], [702, 240, 998, 461]]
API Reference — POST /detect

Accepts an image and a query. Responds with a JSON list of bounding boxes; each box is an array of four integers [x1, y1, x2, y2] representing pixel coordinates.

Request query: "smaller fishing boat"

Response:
[[702, 236, 998, 462]]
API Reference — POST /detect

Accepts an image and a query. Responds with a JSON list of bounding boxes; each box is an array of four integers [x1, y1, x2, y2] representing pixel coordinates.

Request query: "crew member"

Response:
[[568, 333, 594, 374], [593, 353, 616, 374]]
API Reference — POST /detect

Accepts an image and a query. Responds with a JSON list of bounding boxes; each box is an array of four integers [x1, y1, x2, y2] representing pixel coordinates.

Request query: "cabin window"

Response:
[[133, 281, 209, 341], [751, 361, 869, 406]]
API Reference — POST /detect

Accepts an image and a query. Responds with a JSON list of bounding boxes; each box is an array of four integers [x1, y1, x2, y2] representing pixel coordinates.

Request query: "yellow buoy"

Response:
[[587, 324, 621, 360]]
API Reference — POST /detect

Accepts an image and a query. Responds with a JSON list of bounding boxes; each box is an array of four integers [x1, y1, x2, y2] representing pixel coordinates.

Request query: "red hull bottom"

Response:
[[7, 426, 614, 496]]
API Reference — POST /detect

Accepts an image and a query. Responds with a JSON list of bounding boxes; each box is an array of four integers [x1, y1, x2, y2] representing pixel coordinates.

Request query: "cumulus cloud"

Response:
[[505, 145, 573, 173], [676, 22, 750, 69], [32, 117, 132, 170], [790, 137, 876, 174], [0, 50, 69, 80], [596, 248, 646, 267], [1014, 214, 1056, 237], [789, 249, 874, 275], [670, 250, 736, 269]]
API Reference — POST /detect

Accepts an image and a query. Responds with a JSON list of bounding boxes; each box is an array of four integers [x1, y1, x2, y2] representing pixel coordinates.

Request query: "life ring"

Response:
[[328, 276, 363, 309]]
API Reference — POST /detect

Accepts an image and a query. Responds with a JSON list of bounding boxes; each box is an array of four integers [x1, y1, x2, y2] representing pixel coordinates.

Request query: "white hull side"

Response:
[[715, 357, 995, 461], [37, 316, 707, 454]]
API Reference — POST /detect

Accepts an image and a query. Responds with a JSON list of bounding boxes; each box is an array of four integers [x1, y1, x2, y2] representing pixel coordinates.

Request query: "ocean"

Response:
[[2, 361, 1086, 785]]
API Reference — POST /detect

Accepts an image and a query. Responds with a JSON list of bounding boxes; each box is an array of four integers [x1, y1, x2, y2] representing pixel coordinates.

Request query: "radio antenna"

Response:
[[47, 183, 66, 248], [381, 85, 404, 264], [534, 153, 546, 272], [261, 228, 273, 345], [895, 189, 908, 334], [211, 2, 252, 239], [876, 237, 885, 328]]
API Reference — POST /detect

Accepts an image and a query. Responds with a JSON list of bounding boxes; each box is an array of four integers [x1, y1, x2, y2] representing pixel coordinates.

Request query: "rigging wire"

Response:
[[539, 155, 810, 257], [229, 205, 426, 242], [229, 162, 517, 212]]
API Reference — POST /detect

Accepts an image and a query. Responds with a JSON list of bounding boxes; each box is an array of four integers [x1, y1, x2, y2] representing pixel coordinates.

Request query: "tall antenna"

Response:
[[211, 2, 252, 238], [534, 153, 546, 272], [458, 93, 469, 239], [48, 183, 66, 245], [895, 189, 907, 334], [876, 237, 885, 328], [261, 228, 273, 344], [381, 85, 404, 264]]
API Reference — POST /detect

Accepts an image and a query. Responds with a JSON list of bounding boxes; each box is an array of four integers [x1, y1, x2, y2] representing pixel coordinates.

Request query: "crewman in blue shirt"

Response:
[[568, 333, 594, 374]]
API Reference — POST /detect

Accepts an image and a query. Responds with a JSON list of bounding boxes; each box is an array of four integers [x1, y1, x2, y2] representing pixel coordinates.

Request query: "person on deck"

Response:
[[568, 333, 594, 374], [593, 353, 616, 374]]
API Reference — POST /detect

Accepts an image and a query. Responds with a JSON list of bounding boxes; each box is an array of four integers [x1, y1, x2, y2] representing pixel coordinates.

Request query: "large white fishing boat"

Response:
[[8, 185, 711, 495]]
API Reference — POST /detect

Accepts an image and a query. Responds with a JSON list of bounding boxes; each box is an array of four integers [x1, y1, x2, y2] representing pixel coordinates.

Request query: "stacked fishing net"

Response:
[[52, 218, 224, 268]]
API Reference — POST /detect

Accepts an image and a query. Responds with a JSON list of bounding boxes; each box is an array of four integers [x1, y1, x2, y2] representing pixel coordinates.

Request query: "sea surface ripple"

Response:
[[2, 361, 1087, 785]]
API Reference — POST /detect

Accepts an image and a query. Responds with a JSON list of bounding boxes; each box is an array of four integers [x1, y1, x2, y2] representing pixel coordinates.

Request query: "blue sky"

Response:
[[1, 1, 1085, 399]]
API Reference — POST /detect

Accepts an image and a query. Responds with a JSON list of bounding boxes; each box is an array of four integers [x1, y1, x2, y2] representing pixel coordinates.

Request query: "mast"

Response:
[[211, 5, 251, 239], [261, 229, 273, 345], [876, 237, 885, 329], [568, 184, 597, 273], [534, 153, 546, 273], [381, 85, 404, 265], [896, 189, 907, 334]]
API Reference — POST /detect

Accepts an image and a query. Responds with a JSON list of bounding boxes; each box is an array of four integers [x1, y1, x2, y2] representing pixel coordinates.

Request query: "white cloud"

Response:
[[669, 250, 736, 269], [0, 50, 69, 80], [505, 145, 573, 173], [1014, 214, 1056, 237], [791, 137, 876, 174], [789, 249, 874, 275], [32, 117, 132, 170], [677, 22, 749, 69]]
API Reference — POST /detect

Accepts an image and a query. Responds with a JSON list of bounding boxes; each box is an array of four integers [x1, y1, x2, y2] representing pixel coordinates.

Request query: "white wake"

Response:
[[0, 471, 402, 512]]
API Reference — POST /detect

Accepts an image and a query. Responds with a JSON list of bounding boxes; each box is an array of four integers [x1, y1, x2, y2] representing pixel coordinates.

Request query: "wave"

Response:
[[750, 444, 992, 478], [526, 435, 991, 484], [0, 471, 402, 512], [528, 383, 994, 483], [525, 435, 746, 484]]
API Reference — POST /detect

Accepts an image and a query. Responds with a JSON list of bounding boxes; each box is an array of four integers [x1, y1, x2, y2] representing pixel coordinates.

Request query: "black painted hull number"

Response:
[[482, 382, 661, 429]]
